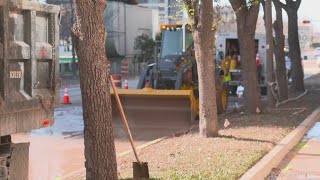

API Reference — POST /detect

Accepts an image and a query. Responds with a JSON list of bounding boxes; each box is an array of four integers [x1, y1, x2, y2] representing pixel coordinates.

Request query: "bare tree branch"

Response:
[[229, 0, 248, 31], [246, 1, 260, 33], [274, 0, 287, 11], [284, 0, 294, 9], [229, 0, 246, 13], [193, 0, 199, 28], [248, 0, 260, 18], [295, 0, 302, 10], [183, 0, 192, 16], [183, 0, 199, 27]]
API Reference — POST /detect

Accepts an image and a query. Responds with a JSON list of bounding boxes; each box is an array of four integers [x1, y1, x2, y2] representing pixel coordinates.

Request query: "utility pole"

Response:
[[265, 0, 275, 106]]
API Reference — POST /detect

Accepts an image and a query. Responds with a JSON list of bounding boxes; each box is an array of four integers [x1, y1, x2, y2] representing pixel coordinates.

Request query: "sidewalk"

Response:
[[270, 74, 320, 180], [275, 121, 320, 180]]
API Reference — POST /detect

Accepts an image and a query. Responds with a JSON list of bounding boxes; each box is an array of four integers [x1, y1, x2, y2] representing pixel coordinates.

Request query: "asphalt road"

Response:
[[12, 78, 189, 180]]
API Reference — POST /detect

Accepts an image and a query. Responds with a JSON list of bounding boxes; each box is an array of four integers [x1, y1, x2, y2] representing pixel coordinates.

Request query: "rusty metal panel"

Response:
[[0, 1, 60, 137]]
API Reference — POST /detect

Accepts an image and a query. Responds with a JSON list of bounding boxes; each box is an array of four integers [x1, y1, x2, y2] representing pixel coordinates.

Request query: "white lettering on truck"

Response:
[[10, 71, 22, 79]]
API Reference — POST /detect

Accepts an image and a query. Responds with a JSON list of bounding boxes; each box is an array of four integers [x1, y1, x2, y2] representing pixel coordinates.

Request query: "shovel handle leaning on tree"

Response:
[[109, 75, 141, 164]]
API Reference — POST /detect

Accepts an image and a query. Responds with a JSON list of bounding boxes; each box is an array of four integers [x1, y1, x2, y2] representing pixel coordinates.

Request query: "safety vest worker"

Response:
[[220, 56, 232, 82]]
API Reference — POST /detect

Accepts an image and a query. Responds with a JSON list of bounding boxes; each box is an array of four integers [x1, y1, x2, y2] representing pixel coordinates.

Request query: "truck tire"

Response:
[[0, 143, 10, 180], [8, 143, 30, 180], [0, 135, 29, 180]]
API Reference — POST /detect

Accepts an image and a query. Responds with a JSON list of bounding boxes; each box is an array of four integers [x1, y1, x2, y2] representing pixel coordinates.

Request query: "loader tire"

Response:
[[0, 135, 29, 180], [215, 73, 228, 114], [217, 83, 228, 114], [0, 166, 8, 180]]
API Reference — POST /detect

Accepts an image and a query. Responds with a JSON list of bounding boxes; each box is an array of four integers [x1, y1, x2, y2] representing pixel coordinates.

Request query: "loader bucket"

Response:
[[111, 88, 198, 131]]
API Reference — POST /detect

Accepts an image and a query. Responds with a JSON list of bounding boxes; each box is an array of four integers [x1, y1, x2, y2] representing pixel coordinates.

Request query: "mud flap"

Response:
[[8, 143, 30, 180], [0, 146, 9, 180]]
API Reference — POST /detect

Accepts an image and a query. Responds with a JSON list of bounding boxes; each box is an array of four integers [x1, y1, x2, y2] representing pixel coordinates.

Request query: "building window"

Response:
[[159, 7, 165, 11]]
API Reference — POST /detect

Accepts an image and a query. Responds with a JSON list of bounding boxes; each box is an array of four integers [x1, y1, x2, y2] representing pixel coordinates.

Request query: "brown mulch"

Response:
[[116, 77, 320, 179], [71, 74, 320, 180]]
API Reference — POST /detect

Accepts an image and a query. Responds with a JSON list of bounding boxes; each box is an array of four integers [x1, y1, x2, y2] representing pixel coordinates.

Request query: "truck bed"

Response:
[[0, 1, 60, 136]]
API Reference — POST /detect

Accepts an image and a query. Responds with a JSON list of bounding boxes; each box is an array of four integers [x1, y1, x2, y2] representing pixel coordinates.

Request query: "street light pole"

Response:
[[265, 0, 275, 106]]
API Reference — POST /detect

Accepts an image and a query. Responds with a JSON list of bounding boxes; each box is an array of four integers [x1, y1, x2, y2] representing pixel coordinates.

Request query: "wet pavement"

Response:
[[11, 78, 189, 180], [274, 121, 320, 180]]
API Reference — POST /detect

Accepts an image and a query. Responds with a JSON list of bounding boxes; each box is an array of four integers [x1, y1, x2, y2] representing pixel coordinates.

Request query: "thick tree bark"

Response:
[[184, 0, 219, 137], [195, 0, 218, 137], [273, 0, 288, 101], [265, 0, 276, 106], [230, 0, 261, 113], [286, 10, 304, 91], [193, 34, 218, 137], [281, 0, 304, 91], [72, 0, 118, 179]]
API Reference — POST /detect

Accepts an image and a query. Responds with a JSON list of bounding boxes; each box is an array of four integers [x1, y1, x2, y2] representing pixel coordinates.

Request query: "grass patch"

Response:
[[162, 149, 268, 180], [294, 141, 309, 150]]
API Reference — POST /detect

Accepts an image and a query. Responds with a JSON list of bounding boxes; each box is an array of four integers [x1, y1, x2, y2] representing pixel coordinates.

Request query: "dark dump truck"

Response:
[[0, 1, 60, 179]]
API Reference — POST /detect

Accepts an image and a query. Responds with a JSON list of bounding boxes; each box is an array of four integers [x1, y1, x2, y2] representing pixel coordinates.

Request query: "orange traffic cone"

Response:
[[124, 79, 129, 89], [256, 53, 261, 65], [144, 81, 149, 88], [63, 85, 71, 104]]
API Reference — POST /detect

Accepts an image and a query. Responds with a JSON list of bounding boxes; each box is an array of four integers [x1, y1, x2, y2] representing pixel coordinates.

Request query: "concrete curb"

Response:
[[240, 107, 320, 180], [61, 136, 167, 179]]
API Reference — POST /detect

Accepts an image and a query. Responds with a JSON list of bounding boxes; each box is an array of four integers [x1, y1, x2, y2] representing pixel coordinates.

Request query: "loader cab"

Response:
[[159, 24, 193, 58]]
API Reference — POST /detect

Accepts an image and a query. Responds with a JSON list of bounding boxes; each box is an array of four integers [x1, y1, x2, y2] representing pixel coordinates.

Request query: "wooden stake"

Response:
[[109, 75, 141, 164]]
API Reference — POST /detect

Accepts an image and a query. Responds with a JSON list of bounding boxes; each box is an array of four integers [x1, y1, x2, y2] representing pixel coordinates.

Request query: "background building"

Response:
[[137, 0, 184, 24], [105, 1, 160, 75]]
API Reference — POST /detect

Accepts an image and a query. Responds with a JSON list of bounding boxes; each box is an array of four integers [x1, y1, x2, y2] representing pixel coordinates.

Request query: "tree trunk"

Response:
[[273, 0, 288, 101], [286, 9, 305, 91], [230, 1, 261, 113], [72, 0, 118, 179], [265, 0, 275, 106], [238, 33, 261, 112], [193, 0, 218, 137]]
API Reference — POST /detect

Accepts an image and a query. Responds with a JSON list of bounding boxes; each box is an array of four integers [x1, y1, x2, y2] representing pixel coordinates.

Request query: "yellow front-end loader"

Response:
[[111, 24, 228, 129]]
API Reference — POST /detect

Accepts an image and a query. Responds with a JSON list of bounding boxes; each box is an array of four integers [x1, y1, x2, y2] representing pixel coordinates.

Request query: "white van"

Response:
[[215, 32, 267, 90]]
